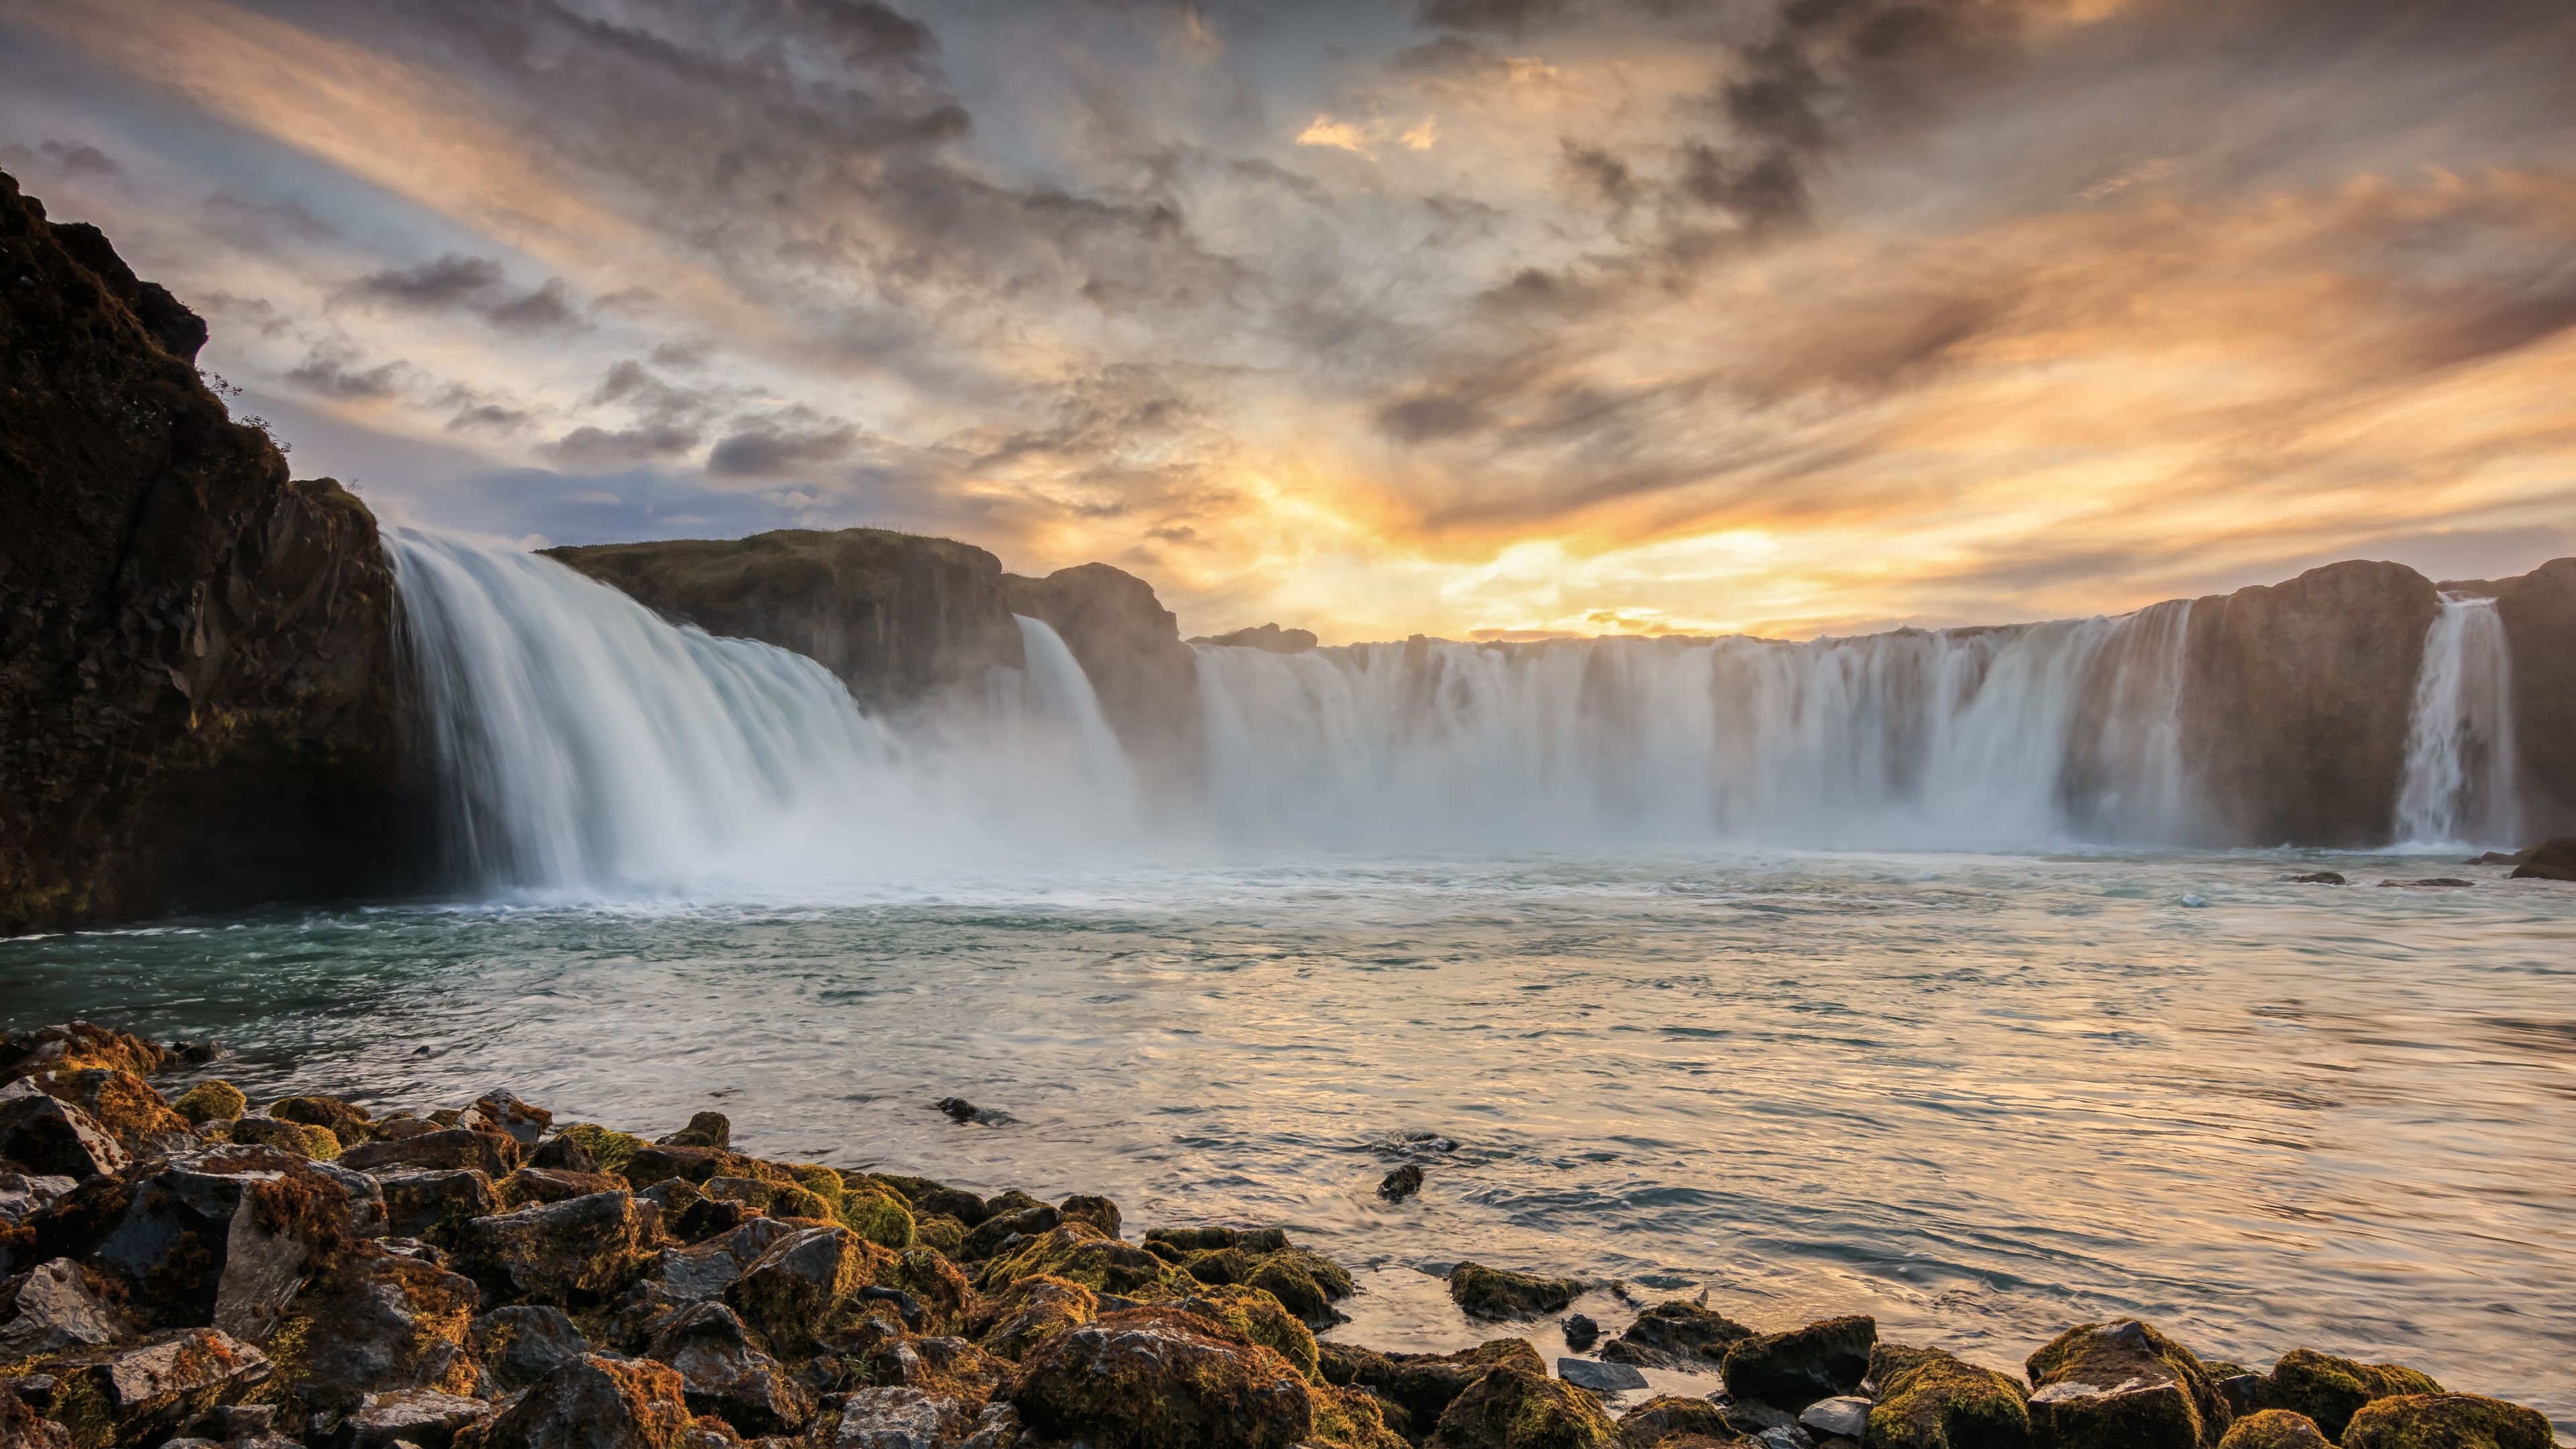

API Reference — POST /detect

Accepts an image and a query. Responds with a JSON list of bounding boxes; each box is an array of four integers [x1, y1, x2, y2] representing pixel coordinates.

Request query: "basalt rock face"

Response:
[[2178, 561, 2441, 847], [1000, 562, 1201, 763], [541, 528, 1026, 713], [0, 172, 415, 934], [2485, 559, 2576, 837]]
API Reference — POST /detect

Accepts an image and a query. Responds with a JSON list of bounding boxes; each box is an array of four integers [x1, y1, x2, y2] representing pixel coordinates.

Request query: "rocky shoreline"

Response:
[[1, 1022, 2560, 1449]]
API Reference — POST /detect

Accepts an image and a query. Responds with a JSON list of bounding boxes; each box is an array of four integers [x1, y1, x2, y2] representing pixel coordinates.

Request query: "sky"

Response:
[[3, 0, 2573, 643]]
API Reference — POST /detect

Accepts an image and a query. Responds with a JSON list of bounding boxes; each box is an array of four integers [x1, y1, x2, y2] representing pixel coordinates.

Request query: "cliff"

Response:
[[2486, 557, 2576, 837], [543, 529, 1026, 712], [0, 172, 415, 932], [1000, 563, 1202, 765]]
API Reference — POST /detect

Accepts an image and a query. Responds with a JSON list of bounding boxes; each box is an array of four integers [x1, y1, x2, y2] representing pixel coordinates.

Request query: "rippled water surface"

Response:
[[5, 850, 2571, 1430]]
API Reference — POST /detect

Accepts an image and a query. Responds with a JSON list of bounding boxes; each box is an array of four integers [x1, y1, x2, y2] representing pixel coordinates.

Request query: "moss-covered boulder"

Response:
[[29, 1327, 272, 1449], [2340, 1396, 2553, 1449], [914, 1212, 967, 1257], [1313, 1381, 1411, 1449], [550, 1124, 646, 1173], [1161, 1283, 1322, 1381], [1619, 1393, 1741, 1444], [656, 1112, 733, 1150], [496, 1167, 629, 1210], [2027, 1321, 2232, 1449], [969, 1273, 1099, 1360], [1719, 1316, 1875, 1411], [259, 1248, 481, 1418], [833, 1181, 916, 1248], [1427, 1363, 1623, 1448], [721, 1224, 894, 1358], [961, 1201, 1061, 1260], [455, 1352, 696, 1449], [342, 1128, 520, 1177], [378, 1169, 500, 1250], [1602, 1299, 1756, 1368], [617, 1144, 759, 1192], [0, 1024, 172, 1086], [25, 1069, 193, 1157], [458, 1191, 656, 1305], [170, 1080, 247, 1126], [1448, 1263, 1581, 1320], [1869, 1344, 2033, 1449], [976, 1221, 1190, 1297], [1320, 1340, 1547, 1436], [1012, 1303, 1315, 1448], [2266, 1351, 2445, 1442], [269, 1095, 374, 1146], [2220, 1411, 2335, 1449], [878, 1245, 975, 1336], [89, 1148, 356, 1336], [1061, 1192, 1123, 1238]]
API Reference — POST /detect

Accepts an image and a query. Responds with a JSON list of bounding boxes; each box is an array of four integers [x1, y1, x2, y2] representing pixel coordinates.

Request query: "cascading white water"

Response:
[[1193, 605, 2198, 851], [2394, 595, 2520, 847]]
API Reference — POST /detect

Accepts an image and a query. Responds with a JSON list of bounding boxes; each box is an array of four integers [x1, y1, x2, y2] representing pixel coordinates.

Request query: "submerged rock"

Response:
[[2284, 872, 2347, 885], [1560, 1313, 1599, 1352], [2265, 1349, 2444, 1440], [1377, 1166, 1424, 1203], [1722, 1316, 1876, 1411], [2339, 1395, 2553, 1449], [1447, 1263, 1581, 1320], [2025, 1320, 2231, 1449], [1868, 1343, 2031, 1449]]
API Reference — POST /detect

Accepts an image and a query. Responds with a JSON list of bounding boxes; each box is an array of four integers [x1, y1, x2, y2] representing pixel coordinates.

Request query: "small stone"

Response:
[[1561, 1312, 1600, 1351], [1558, 1357, 1650, 1393], [1378, 1165, 1424, 1202], [1802, 1395, 1873, 1440]]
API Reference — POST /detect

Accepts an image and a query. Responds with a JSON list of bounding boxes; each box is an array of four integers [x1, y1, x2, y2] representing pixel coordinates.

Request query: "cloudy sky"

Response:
[[4, 0, 2571, 641]]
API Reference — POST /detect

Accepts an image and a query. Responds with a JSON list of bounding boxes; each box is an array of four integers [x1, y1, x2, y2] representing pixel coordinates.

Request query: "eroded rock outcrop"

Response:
[[2447, 558, 2576, 839], [1000, 561, 1201, 763], [0, 172, 417, 933]]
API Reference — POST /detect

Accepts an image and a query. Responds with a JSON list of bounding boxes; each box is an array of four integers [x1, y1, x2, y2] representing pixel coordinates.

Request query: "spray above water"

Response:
[[2395, 595, 2520, 848]]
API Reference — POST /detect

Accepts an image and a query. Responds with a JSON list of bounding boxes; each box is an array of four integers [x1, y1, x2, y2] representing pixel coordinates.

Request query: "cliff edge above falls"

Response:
[[543, 528, 1028, 712], [1000, 562, 1202, 763], [0, 172, 415, 933]]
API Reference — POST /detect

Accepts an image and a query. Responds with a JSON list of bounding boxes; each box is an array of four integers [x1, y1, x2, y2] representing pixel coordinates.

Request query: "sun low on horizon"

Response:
[[3, 0, 2571, 643]]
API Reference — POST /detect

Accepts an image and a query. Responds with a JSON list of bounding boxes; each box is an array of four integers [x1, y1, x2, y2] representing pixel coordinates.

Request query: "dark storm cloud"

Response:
[[543, 423, 702, 470], [706, 421, 862, 477], [285, 345, 407, 400], [337, 253, 592, 335]]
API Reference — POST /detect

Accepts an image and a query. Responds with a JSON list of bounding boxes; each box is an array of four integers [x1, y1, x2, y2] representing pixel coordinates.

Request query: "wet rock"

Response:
[[2025, 1321, 2231, 1449], [2375, 879, 2471, 889], [1802, 1397, 1872, 1440], [647, 1301, 817, 1436], [344, 1130, 521, 1179], [724, 1226, 894, 1359], [0, 1081, 128, 1178], [2217, 1375, 2270, 1421], [1320, 1340, 1548, 1435], [472, 1091, 553, 1148], [0, 1258, 134, 1356], [1144, 1224, 1289, 1254], [621, 1146, 761, 1194], [1238, 1246, 1352, 1328], [0, 1171, 78, 1226], [172, 1083, 249, 1126], [1312, 1381, 1409, 1449], [2508, 838, 2576, 882], [264, 1247, 481, 1417], [550, 1125, 647, 1173], [861, 1334, 1009, 1401], [1012, 1303, 1313, 1448], [379, 1171, 502, 1250], [1556, 1358, 1648, 1393], [376, 1116, 442, 1143], [459, 1192, 656, 1305], [1723, 1316, 1876, 1411], [470, 1305, 590, 1395], [659, 1114, 734, 1151], [2340, 1395, 2553, 1449], [967, 1274, 1098, 1361], [1619, 1395, 1738, 1444], [1727, 1403, 1803, 1435], [460, 1353, 696, 1449], [911, 1215, 967, 1258], [1448, 1263, 1581, 1320], [91, 1148, 356, 1338], [826, 1185, 915, 1251], [527, 1134, 598, 1173], [828, 1387, 973, 1449], [40, 1328, 273, 1449], [1428, 1364, 1623, 1448], [878, 1249, 974, 1338], [0, 1025, 171, 1086], [1378, 1166, 1424, 1203], [1560, 1313, 1599, 1352], [649, 1219, 804, 1306], [958, 1205, 1058, 1263], [348, 1389, 492, 1449], [973, 1222, 1181, 1299], [2265, 1349, 2444, 1441], [498, 1169, 631, 1210], [270, 1096, 376, 1146], [1867, 1344, 2032, 1449], [2284, 873, 2346, 885], [1157, 1284, 1322, 1381], [1601, 1299, 1755, 1368], [1057, 1193, 1120, 1238], [0, 1394, 72, 1449], [2218, 1411, 2333, 1449], [221, 1117, 336, 1160]]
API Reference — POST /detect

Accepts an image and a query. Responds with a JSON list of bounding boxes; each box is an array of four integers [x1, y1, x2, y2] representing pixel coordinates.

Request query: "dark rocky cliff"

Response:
[[541, 528, 1027, 712], [0, 172, 415, 932], [2178, 560, 2441, 847], [2486, 557, 2576, 838], [1000, 563, 1202, 765]]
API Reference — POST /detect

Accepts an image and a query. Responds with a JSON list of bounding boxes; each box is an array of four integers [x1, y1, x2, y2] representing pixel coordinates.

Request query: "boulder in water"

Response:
[[1560, 1312, 1599, 1351], [1448, 1262, 1581, 1319], [2284, 871, 2346, 885], [1379, 1165, 1424, 1202], [2507, 837, 2576, 881], [1723, 1316, 1876, 1411], [2341, 1395, 2553, 1449], [2263, 1350, 2443, 1442], [2025, 1321, 2231, 1449], [1601, 1297, 1755, 1368], [1867, 1343, 2031, 1449]]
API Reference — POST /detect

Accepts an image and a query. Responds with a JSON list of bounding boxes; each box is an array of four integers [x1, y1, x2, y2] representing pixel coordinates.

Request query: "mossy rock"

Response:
[[2027, 1320, 2231, 1449], [1427, 1363, 1622, 1448], [496, 1168, 627, 1210], [619, 1144, 759, 1191], [1620, 1394, 1739, 1444], [170, 1080, 247, 1125], [722, 1225, 894, 1358], [1604, 1299, 1756, 1368], [1011, 1303, 1315, 1448], [268, 1095, 374, 1145], [2341, 1396, 2553, 1449], [1246, 1246, 1353, 1328], [297, 1124, 343, 1161], [1161, 1283, 1322, 1381], [458, 1191, 655, 1306], [1447, 1262, 1581, 1320], [1723, 1314, 1875, 1411], [1324, 1339, 1550, 1436], [553, 1123, 647, 1172], [879, 1245, 976, 1336], [1869, 1343, 2032, 1449], [224, 1116, 321, 1158], [971, 1273, 1101, 1361], [657, 1111, 733, 1149], [914, 1213, 968, 1256], [1313, 1381, 1410, 1449], [834, 1185, 917, 1248], [2220, 1411, 2334, 1449], [33, 1067, 193, 1154], [2267, 1350, 2445, 1442], [976, 1222, 1191, 1297], [1147, 1225, 1290, 1254], [784, 1163, 846, 1204], [258, 1250, 481, 1418], [1061, 1193, 1122, 1238]]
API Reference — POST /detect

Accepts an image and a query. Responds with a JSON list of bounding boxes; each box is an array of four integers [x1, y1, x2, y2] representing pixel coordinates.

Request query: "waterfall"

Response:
[[2394, 595, 2520, 847]]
